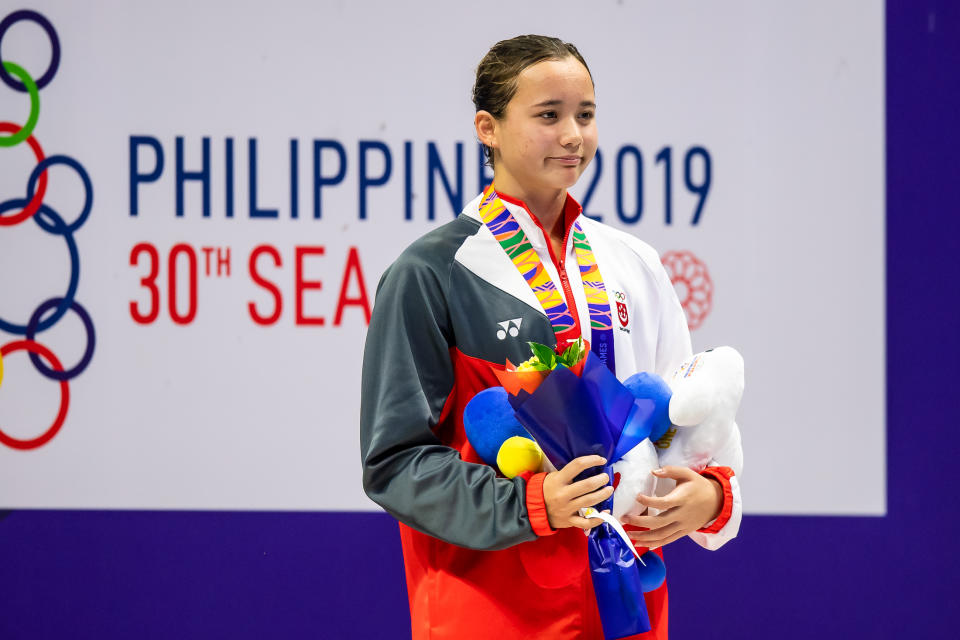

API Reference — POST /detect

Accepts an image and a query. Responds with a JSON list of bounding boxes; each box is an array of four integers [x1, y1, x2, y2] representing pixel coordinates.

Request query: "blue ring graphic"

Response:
[[0, 202, 78, 334], [25, 297, 95, 381], [0, 195, 34, 216], [0, 10, 61, 92], [27, 155, 93, 234]]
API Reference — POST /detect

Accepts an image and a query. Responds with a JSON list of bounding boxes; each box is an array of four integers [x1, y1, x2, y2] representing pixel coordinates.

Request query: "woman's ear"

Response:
[[475, 111, 498, 149]]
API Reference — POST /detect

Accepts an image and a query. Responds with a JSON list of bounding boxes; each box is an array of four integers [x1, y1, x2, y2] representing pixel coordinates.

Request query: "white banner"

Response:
[[0, 1, 884, 514]]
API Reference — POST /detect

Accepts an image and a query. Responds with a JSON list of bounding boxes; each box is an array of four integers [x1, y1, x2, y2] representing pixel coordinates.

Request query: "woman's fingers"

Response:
[[622, 511, 677, 534], [635, 492, 679, 511], [634, 528, 688, 549], [544, 456, 627, 530], [570, 485, 614, 511], [543, 456, 612, 530], [652, 465, 698, 482], [566, 470, 611, 499], [559, 455, 607, 483], [627, 520, 683, 544], [570, 515, 604, 530]]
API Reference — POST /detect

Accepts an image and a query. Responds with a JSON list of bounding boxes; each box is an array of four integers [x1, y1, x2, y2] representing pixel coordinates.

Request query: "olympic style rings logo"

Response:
[[0, 10, 95, 451]]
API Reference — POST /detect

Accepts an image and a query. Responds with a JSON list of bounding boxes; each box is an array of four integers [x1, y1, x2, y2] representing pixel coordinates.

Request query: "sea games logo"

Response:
[[661, 250, 713, 331], [0, 10, 95, 450]]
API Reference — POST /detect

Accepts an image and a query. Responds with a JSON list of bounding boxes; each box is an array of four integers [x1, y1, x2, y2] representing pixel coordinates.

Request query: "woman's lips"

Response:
[[550, 156, 581, 166]]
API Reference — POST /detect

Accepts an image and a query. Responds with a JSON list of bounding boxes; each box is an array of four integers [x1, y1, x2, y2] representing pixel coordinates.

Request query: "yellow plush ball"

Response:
[[496, 436, 544, 479]]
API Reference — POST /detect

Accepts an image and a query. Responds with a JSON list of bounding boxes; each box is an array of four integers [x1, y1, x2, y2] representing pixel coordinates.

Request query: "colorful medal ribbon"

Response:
[[479, 185, 616, 373]]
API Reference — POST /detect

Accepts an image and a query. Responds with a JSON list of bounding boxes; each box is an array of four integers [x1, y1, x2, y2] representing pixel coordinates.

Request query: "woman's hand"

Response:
[[621, 466, 723, 548], [543, 455, 612, 531]]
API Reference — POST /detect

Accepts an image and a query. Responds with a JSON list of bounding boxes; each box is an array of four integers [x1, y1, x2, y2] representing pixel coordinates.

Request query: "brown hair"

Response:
[[472, 35, 593, 168]]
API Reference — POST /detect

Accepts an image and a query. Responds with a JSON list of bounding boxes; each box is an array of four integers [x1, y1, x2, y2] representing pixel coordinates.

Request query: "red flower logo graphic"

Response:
[[661, 250, 713, 331]]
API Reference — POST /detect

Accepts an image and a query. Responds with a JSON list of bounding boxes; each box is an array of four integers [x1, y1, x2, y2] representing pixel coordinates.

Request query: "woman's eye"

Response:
[[538, 111, 557, 119], [579, 111, 595, 120]]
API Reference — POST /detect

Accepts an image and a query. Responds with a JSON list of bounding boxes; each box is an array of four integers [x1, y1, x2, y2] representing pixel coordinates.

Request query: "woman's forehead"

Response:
[[513, 58, 595, 104]]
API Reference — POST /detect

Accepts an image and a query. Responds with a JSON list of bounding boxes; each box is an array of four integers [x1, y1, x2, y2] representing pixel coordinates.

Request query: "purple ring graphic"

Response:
[[27, 155, 93, 234], [0, 201, 79, 335], [25, 297, 95, 381], [0, 10, 61, 91]]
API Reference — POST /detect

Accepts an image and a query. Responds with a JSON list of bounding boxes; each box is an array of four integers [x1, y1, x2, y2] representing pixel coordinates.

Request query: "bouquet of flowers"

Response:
[[463, 338, 670, 640]]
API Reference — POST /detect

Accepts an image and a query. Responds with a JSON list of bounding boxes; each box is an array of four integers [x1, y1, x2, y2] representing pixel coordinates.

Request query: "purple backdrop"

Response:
[[3, 1, 958, 637]]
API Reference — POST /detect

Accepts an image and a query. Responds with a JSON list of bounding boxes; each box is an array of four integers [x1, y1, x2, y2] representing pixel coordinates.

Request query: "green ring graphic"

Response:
[[0, 61, 39, 147]]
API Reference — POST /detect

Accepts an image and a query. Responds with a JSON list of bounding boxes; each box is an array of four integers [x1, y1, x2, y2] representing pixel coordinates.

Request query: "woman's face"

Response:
[[492, 57, 598, 197]]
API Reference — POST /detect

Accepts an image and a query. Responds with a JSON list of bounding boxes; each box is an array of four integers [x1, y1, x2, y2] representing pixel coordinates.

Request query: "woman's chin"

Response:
[[531, 167, 579, 190], [551, 170, 584, 191]]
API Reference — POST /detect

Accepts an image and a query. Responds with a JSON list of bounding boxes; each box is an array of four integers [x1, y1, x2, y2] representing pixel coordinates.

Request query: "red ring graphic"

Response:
[[0, 121, 47, 226], [0, 340, 69, 450], [661, 250, 714, 331]]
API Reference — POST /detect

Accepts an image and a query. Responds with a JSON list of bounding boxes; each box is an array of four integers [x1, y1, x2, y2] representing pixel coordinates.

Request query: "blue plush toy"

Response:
[[610, 372, 672, 523], [463, 387, 546, 478], [622, 372, 674, 443]]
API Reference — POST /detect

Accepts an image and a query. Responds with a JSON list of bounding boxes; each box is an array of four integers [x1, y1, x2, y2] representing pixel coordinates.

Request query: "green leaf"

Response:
[[558, 337, 584, 367], [528, 341, 557, 369]]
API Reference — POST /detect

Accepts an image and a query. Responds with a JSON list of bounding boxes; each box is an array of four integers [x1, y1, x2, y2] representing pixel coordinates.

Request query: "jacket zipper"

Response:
[[544, 222, 582, 344]]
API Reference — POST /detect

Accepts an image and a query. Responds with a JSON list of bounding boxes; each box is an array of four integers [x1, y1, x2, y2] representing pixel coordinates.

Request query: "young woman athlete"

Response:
[[361, 35, 742, 640]]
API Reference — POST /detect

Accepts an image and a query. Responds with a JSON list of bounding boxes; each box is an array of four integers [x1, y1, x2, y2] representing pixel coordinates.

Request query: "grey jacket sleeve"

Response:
[[359, 248, 537, 550]]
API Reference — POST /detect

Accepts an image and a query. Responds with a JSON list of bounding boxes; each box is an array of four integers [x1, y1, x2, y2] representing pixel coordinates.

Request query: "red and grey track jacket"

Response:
[[360, 189, 742, 640]]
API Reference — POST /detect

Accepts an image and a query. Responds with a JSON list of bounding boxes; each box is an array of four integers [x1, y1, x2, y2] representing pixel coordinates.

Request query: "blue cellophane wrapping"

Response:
[[509, 352, 654, 639], [589, 488, 651, 638]]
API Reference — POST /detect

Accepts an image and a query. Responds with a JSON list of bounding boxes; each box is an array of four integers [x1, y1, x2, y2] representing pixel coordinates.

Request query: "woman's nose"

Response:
[[559, 117, 583, 149]]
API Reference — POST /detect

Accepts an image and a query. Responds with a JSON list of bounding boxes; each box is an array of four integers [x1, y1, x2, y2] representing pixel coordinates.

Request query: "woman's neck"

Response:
[[524, 191, 567, 243], [493, 176, 568, 252]]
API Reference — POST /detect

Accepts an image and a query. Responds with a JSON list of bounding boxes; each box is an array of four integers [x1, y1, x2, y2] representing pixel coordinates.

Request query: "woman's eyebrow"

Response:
[[530, 99, 597, 108]]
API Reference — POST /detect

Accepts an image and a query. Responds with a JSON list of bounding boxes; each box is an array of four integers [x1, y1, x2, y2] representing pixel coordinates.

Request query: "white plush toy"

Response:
[[611, 346, 744, 521], [657, 346, 744, 477], [611, 439, 660, 520]]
